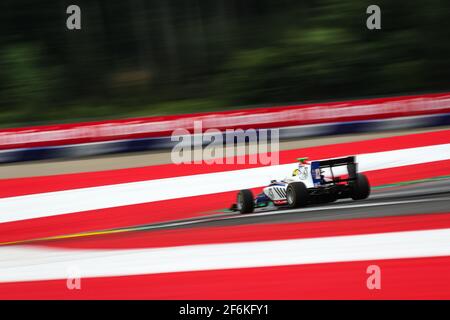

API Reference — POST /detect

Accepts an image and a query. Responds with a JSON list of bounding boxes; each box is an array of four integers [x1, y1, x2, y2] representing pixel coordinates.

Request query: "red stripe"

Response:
[[364, 159, 450, 186], [0, 129, 448, 198], [0, 191, 236, 244], [1, 159, 449, 244], [1, 255, 449, 299]]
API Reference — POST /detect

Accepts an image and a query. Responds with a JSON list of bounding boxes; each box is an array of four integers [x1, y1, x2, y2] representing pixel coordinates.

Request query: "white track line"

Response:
[[1, 228, 450, 282], [0, 143, 449, 224]]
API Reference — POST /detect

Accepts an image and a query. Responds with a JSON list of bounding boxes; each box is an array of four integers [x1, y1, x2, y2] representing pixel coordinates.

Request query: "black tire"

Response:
[[237, 189, 254, 214], [286, 182, 309, 208], [351, 173, 371, 200]]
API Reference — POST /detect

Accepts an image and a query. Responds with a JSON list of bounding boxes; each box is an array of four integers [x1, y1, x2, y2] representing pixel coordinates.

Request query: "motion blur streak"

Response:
[[0, 143, 448, 224], [0, 129, 449, 299], [2, 0, 450, 301], [23, 212, 450, 250], [2, 228, 450, 282], [0, 130, 448, 245], [3, 256, 448, 300], [0, 130, 449, 223], [1, 129, 448, 198]]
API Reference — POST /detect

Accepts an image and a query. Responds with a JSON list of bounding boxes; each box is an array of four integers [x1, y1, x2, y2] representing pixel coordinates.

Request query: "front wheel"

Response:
[[286, 182, 309, 208], [351, 173, 370, 200], [237, 189, 254, 214]]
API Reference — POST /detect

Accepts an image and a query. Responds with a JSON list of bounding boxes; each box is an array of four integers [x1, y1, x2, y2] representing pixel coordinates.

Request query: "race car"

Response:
[[232, 156, 370, 214]]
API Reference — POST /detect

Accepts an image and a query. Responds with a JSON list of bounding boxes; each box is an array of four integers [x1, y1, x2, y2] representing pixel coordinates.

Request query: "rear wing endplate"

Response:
[[311, 156, 357, 184]]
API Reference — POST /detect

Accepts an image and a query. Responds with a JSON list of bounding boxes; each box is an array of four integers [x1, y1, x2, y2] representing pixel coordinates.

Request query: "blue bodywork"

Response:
[[255, 192, 270, 207], [310, 161, 322, 187]]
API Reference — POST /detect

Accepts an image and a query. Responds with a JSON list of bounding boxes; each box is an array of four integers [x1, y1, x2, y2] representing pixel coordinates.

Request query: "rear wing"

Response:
[[311, 156, 357, 185]]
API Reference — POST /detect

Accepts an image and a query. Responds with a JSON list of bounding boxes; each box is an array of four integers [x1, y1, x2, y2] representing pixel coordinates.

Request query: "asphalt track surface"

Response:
[[125, 177, 450, 230], [21, 176, 448, 246]]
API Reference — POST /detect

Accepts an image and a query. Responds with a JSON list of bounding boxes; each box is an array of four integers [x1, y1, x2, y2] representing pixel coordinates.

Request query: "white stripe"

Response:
[[0, 143, 449, 224], [1, 228, 450, 282]]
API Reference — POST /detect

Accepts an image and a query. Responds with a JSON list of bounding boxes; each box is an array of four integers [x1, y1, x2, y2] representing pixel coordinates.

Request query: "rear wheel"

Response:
[[286, 182, 309, 208], [351, 173, 370, 200], [237, 189, 254, 214]]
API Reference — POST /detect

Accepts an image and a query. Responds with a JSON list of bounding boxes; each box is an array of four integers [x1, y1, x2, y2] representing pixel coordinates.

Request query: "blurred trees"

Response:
[[0, 0, 449, 126]]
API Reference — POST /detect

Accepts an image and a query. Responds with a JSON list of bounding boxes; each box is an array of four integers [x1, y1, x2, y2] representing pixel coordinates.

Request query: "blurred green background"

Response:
[[0, 0, 449, 127]]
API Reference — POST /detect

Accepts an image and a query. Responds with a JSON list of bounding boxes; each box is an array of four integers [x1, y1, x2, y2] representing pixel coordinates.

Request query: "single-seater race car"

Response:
[[232, 156, 370, 214]]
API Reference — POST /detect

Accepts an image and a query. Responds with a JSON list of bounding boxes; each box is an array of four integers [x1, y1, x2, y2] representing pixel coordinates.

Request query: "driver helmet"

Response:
[[293, 157, 309, 176]]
